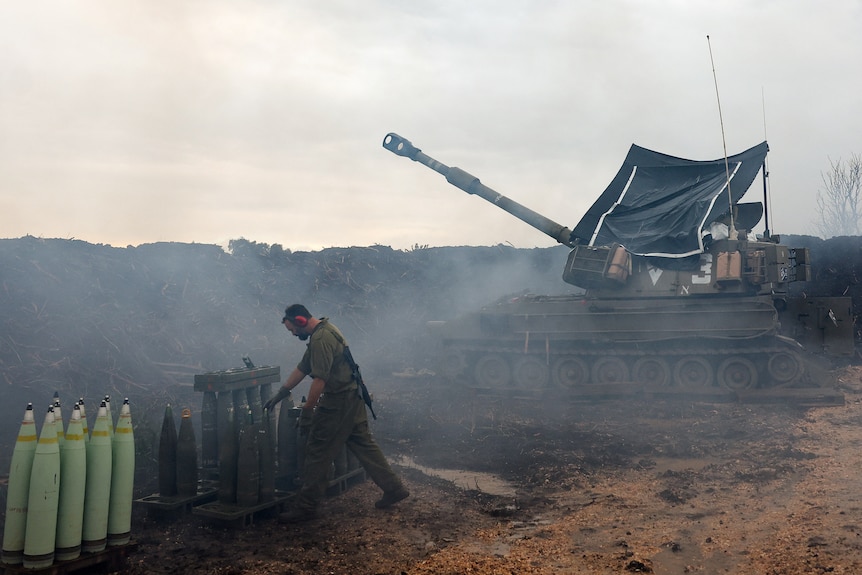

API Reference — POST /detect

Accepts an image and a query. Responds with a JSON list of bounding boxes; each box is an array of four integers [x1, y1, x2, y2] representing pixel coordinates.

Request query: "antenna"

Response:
[[761, 87, 772, 238], [706, 35, 736, 237]]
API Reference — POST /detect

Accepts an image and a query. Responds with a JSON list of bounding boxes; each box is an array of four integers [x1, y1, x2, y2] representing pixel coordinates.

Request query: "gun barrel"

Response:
[[382, 133, 575, 248]]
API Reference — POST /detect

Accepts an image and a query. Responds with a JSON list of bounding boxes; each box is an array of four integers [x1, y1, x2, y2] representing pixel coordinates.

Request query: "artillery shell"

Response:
[[81, 402, 112, 554], [258, 411, 275, 503], [245, 386, 263, 432], [107, 398, 135, 546], [176, 408, 198, 497], [232, 389, 250, 440], [55, 404, 86, 561], [1, 404, 38, 565], [158, 404, 178, 497], [23, 406, 61, 569], [277, 403, 299, 486], [201, 391, 218, 470], [218, 406, 238, 504], [215, 390, 233, 469], [235, 411, 260, 507]]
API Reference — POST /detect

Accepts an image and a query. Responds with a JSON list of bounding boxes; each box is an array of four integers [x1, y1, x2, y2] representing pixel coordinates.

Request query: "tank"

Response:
[[382, 133, 855, 403]]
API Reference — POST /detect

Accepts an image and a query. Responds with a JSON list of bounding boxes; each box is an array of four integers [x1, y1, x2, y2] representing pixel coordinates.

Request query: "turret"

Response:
[[385, 133, 823, 300]]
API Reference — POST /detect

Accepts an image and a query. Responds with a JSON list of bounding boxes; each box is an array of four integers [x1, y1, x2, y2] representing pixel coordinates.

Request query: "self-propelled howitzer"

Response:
[[383, 133, 854, 403]]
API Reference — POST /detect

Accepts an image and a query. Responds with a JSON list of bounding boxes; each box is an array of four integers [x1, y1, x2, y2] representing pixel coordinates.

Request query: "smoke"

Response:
[[0, 238, 572, 426], [1, 235, 859, 485]]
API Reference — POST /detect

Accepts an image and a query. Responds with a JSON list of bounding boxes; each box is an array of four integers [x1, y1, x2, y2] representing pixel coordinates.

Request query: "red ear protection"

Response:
[[292, 315, 308, 327]]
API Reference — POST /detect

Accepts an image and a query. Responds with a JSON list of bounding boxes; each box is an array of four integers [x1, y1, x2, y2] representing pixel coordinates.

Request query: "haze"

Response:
[[2, 1, 860, 251]]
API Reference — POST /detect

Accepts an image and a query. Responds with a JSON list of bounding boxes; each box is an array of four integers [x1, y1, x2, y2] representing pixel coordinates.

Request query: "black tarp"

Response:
[[571, 141, 769, 258]]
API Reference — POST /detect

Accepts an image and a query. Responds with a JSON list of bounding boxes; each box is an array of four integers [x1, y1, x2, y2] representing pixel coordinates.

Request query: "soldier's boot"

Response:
[[375, 487, 410, 509]]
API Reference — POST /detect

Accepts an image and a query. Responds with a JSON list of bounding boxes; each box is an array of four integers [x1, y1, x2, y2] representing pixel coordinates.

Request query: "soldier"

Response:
[[264, 304, 409, 523]]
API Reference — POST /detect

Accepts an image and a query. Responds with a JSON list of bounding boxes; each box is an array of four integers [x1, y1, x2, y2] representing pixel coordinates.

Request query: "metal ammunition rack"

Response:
[[136, 363, 367, 524], [1, 543, 138, 575]]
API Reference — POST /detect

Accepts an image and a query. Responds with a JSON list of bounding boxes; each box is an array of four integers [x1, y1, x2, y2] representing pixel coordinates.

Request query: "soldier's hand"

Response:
[[264, 387, 291, 411]]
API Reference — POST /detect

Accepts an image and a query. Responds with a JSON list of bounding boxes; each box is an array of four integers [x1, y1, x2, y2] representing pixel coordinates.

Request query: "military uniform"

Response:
[[293, 318, 405, 512]]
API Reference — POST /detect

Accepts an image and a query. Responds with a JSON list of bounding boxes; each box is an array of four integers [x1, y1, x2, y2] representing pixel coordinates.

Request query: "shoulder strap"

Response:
[[331, 332, 376, 420]]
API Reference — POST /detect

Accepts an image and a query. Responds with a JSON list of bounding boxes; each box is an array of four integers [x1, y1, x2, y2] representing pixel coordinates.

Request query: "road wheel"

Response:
[[512, 355, 549, 389], [767, 351, 803, 386], [591, 357, 629, 384], [550, 356, 590, 388], [632, 357, 671, 387], [717, 356, 758, 390], [673, 356, 714, 387], [436, 348, 468, 380], [473, 354, 511, 388]]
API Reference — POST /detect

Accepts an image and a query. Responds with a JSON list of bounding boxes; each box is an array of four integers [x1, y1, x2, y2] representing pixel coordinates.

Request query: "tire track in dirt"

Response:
[[391, 371, 862, 574], [744, 373, 862, 574]]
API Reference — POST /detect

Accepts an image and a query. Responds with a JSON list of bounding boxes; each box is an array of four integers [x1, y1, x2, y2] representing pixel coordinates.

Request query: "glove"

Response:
[[297, 408, 314, 436], [264, 387, 291, 411]]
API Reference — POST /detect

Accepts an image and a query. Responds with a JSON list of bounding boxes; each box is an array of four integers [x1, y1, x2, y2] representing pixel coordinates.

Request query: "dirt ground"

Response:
[[119, 365, 862, 575]]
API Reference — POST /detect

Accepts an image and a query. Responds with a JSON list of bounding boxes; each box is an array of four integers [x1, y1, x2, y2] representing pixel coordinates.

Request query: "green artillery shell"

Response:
[[176, 408, 198, 498], [236, 411, 260, 507], [55, 404, 86, 561], [23, 406, 61, 569], [81, 401, 112, 554], [158, 404, 178, 497], [201, 391, 218, 470], [1, 404, 38, 565], [107, 398, 135, 546]]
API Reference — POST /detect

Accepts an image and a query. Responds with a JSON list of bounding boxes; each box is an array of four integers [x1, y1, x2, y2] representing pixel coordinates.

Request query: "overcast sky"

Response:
[[1, 1, 860, 251]]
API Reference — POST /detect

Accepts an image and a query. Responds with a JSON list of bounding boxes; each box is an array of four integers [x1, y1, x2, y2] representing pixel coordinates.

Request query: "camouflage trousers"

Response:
[[295, 389, 403, 510]]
